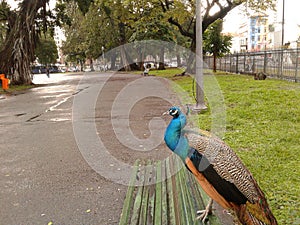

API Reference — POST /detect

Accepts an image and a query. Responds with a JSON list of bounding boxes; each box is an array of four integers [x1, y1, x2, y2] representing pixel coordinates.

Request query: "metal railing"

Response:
[[204, 48, 300, 82]]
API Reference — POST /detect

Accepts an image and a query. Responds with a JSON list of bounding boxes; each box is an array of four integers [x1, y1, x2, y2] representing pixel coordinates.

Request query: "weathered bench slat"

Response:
[[139, 163, 153, 225], [119, 160, 141, 225], [165, 157, 176, 225], [182, 165, 203, 224], [168, 157, 181, 225], [184, 172, 199, 223], [130, 166, 145, 225], [147, 165, 155, 225], [161, 160, 168, 225], [175, 158, 195, 225], [154, 161, 162, 225]]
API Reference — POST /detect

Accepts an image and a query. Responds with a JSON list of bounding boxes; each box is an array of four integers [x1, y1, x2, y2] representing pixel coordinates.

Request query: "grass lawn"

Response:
[[0, 84, 34, 95], [153, 68, 300, 224]]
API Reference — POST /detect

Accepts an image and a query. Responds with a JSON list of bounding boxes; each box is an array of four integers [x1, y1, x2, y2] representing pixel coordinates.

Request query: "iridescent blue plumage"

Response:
[[163, 106, 189, 161]]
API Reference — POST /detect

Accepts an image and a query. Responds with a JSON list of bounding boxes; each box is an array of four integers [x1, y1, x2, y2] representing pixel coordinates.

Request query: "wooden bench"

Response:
[[142, 68, 149, 76], [119, 155, 223, 225]]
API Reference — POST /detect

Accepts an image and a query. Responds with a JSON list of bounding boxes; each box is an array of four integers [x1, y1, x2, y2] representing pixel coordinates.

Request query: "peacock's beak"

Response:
[[162, 110, 169, 116]]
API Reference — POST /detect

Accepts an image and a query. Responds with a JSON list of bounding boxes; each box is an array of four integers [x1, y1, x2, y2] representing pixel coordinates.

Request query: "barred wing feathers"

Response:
[[185, 131, 277, 225], [187, 132, 259, 203]]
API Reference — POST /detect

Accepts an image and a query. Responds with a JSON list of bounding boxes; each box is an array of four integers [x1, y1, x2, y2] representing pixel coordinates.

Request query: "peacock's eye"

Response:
[[170, 109, 178, 116]]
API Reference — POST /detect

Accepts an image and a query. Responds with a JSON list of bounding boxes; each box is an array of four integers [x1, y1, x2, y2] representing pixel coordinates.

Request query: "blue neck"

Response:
[[164, 113, 189, 161]]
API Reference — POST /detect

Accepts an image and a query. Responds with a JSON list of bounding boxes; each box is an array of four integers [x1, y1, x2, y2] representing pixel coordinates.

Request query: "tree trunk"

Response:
[[118, 21, 132, 71], [176, 50, 182, 67], [79, 59, 84, 71], [158, 46, 165, 70], [0, 0, 49, 85], [213, 53, 217, 72], [89, 58, 94, 71], [137, 47, 144, 71], [120, 45, 131, 71], [185, 39, 196, 74], [110, 52, 117, 70]]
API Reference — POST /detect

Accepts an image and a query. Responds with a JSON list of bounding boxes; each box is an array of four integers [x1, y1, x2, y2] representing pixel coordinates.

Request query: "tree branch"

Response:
[[168, 17, 194, 39]]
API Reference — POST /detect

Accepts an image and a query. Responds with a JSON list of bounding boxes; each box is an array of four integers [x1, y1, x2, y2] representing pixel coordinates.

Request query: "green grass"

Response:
[[0, 84, 34, 94], [155, 69, 300, 225]]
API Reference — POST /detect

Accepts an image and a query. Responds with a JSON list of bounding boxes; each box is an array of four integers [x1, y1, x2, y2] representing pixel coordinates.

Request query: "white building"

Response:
[[54, 26, 66, 64], [223, 0, 300, 52]]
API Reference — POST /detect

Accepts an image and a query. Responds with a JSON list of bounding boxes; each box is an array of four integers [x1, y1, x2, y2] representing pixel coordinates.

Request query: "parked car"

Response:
[[40, 67, 47, 74], [68, 67, 79, 72], [84, 67, 92, 72], [59, 68, 66, 73], [31, 67, 40, 74], [49, 66, 59, 73]]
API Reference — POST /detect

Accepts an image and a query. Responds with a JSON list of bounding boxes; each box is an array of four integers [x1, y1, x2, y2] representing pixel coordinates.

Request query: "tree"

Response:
[[160, 0, 275, 51], [0, 0, 275, 85], [35, 33, 58, 66], [0, 0, 52, 84], [55, 0, 93, 18], [0, 0, 94, 85], [157, 0, 274, 73], [60, 1, 87, 69], [203, 19, 232, 72], [128, 1, 175, 70], [58, 0, 135, 71], [101, 0, 135, 71]]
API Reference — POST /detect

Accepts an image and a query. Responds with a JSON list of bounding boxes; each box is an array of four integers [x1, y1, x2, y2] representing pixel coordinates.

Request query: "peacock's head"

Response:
[[163, 106, 182, 118]]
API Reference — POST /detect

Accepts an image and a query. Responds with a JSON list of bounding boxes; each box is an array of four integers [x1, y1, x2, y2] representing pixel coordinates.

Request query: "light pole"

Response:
[[281, 0, 285, 46], [102, 46, 105, 71], [193, 0, 207, 112], [279, 0, 285, 78]]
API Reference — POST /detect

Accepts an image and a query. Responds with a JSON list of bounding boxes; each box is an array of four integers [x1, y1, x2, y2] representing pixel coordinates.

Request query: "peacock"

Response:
[[163, 106, 278, 225]]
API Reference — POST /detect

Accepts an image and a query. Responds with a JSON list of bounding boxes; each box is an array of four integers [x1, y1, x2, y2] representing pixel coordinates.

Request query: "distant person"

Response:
[[46, 67, 50, 78]]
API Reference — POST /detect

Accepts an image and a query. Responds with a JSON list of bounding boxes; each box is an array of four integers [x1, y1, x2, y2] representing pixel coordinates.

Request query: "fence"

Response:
[[204, 48, 300, 82]]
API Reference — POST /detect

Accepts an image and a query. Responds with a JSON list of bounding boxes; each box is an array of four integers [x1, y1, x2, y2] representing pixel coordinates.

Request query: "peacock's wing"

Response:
[[185, 130, 278, 225], [186, 130, 260, 203]]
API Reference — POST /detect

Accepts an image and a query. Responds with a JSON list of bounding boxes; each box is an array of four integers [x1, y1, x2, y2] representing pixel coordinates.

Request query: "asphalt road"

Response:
[[0, 72, 175, 225]]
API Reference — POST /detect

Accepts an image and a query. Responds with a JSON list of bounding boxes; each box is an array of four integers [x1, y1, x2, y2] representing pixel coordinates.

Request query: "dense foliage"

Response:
[[0, 0, 275, 84], [35, 33, 58, 66]]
